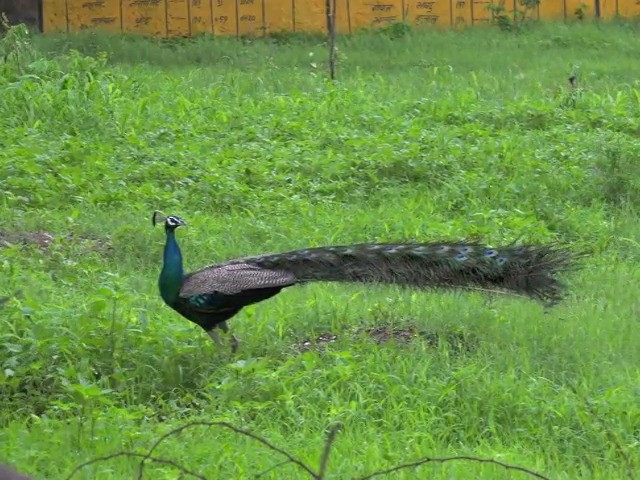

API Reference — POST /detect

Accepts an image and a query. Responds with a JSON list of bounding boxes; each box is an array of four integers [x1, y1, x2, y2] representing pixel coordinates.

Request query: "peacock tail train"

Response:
[[225, 242, 571, 304]]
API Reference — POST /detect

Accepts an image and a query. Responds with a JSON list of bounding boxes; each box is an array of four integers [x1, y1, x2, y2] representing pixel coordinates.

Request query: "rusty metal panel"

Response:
[[329, 0, 351, 34], [618, 0, 640, 17], [538, 0, 565, 19], [406, 0, 451, 27], [166, 0, 190, 36], [237, 0, 264, 36], [42, 0, 68, 33], [122, 0, 167, 36], [451, 0, 472, 27], [41, 0, 640, 37], [264, 0, 294, 33], [349, 0, 403, 31], [471, 0, 494, 25], [599, 0, 617, 17], [212, 0, 237, 35], [67, 0, 120, 32], [293, 0, 326, 32], [189, 0, 214, 34]]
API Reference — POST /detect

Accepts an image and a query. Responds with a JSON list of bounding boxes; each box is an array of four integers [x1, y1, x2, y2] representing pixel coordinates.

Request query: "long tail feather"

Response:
[[232, 242, 578, 305]]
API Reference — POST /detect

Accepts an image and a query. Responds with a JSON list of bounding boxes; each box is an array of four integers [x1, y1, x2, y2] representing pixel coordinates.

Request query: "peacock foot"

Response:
[[207, 322, 240, 353], [230, 334, 240, 354]]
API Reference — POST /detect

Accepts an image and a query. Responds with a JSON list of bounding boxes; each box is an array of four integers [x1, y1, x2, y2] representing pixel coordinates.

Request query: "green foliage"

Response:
[[0, 21, 639, 479], [575, 2, 590, 21], [0, 14, 36, 77], [374, 21, 413, 39], [488, 0, 541, 31]]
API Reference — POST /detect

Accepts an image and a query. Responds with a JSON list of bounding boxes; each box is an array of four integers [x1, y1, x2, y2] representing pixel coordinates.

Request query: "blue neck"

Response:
[[159, 229, 184, 306]]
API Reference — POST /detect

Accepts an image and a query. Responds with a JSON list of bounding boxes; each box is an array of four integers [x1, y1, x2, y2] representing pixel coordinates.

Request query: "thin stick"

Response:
[[356, 455, 550, 480], [254, 459, 293, 479], [137, 421, 317, 479], [327, 0, 337, 80], [65, 452, 206, 480], [318, 424, 341, 479]]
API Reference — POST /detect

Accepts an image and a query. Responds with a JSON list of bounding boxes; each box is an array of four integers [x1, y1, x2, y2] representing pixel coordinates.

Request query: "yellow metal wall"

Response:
[[42, 0, 640, 36], [617, 0, 640, 17], [405, 1, 452, 28]]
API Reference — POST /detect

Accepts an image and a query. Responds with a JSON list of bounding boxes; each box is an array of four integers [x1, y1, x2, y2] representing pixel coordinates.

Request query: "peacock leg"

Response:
[[207, 329, 224, 346], [230, 334, 240, 353], [218, 321, 240, 353]]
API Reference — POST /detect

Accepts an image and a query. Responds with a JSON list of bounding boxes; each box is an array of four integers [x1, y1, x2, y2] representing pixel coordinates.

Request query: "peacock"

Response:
[[153, 211, 576, 351], [0, 463, 32, 480]]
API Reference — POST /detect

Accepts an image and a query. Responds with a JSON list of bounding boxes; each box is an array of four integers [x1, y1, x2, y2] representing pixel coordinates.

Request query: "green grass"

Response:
[[1, 20, 639, 479]]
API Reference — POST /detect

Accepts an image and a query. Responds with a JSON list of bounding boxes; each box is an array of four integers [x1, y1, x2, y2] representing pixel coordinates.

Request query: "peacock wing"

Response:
[[179, 263, 297, 297]]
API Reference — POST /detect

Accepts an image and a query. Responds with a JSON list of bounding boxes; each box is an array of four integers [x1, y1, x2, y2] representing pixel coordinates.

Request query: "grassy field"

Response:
[[1, 19, 639, 479]]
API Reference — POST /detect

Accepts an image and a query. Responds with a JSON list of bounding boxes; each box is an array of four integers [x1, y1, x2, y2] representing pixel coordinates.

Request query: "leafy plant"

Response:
[[575, 2, 589, 20], [488, 0, 541, 31], [0, 13, 36, 75]]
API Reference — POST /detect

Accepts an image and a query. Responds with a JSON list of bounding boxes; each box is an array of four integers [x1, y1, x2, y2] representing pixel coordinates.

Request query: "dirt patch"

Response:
[[293, 332, 339, 353], [0, 231, 54, 249], [359, 325, 420, 345], [292, 324, 478, 355], [360, 324, 479, 353], [65, 233, 113, 254], [0, 231, 112, 254]]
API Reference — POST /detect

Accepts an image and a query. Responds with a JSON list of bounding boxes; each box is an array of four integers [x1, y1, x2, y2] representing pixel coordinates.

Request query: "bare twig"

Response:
[[254, 459, 293, 479], [65, 451, 206, 480], [326, 0, 338, 80], [67, 422, 552, 480], [318, 424, 342, 479], [137, 421, 317, 479], [356, 455, 551, 480]]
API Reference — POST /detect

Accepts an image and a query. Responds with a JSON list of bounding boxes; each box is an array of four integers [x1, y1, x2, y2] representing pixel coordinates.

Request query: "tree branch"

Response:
[[356, 455, 550, 480], [318, 424, 342, 479], [137, 421, 317, 479], [65, 451, 206, 480]]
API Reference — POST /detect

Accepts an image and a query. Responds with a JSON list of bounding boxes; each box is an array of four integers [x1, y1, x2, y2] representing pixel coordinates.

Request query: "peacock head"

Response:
[[152, 211, 187, 232]]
